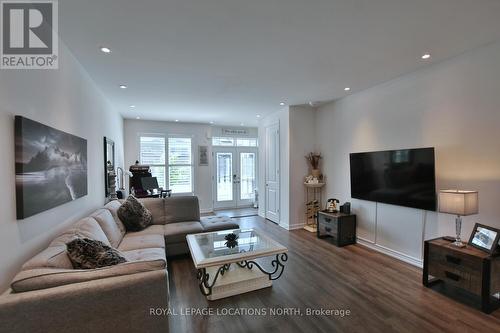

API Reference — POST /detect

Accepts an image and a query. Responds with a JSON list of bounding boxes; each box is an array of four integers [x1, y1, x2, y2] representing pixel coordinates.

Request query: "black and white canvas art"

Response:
[[15, 116, 88, 219]]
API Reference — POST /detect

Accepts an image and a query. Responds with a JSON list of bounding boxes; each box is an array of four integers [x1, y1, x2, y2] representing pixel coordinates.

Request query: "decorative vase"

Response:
[[311, 169, 321, 178]]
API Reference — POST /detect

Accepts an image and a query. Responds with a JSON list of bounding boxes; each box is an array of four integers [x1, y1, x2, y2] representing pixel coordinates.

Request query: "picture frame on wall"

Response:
[[15, 116, 88, 219], [104, 137, 115, 197], [199, 145, 208, 166], [468, 223, 500, 255]]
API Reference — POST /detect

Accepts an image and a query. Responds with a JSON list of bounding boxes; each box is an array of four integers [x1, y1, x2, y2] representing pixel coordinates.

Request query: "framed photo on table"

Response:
[[468, 223, 500, 255]]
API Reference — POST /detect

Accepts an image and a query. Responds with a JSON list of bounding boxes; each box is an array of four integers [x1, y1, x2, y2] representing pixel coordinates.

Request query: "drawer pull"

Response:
[[445, 271, 460, 281], [325, 227, 332, 232], [324, 218, 331, 223], [446, 255, 461, 265]]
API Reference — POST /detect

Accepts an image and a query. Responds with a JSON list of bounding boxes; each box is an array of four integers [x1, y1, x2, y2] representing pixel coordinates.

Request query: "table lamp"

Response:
[[439, 190, 479, 247]]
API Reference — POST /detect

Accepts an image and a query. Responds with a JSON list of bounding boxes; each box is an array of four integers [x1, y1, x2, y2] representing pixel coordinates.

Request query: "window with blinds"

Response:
[[212, 137, 257, 147], [168, 137, 193, 193], [139, 136, 166, 189]]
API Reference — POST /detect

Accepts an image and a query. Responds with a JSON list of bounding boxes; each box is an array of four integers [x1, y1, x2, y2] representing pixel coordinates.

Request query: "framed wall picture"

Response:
[[15, 116, 88, 219], [468, 223, 500, 254], [199, 145, 208, 166], [104, 137, 115, 197]]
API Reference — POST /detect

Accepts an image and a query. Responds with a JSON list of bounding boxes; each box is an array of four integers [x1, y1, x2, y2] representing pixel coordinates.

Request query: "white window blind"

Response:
[[213, 137, 257, 147], [212, 137, 235, 146], [236, 138, 257, 147], [139, 136, 166, 189], [168, 137, 193, 193]]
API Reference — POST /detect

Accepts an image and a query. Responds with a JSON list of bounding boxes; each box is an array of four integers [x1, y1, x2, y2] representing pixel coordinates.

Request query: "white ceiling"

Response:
[[60, 0, 500, 126]]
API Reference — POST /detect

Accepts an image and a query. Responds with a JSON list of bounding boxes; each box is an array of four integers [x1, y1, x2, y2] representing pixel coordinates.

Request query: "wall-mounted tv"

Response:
[[349, 147, 436, 211]]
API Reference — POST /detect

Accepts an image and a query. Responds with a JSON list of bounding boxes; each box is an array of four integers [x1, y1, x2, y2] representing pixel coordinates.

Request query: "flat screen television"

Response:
[[349, 147, 436, 211]]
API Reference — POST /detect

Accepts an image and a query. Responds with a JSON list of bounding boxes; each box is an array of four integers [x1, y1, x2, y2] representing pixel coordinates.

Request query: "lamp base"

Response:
[[451, 240, 466, 248]]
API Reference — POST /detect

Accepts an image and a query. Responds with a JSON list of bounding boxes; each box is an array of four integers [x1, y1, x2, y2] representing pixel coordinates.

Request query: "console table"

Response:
[[317, 211, 356, 247], [423, 237, 500, 313]]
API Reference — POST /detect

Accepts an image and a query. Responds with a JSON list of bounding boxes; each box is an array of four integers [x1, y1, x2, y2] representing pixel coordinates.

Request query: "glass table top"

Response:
[[186, 228, 287, 268]]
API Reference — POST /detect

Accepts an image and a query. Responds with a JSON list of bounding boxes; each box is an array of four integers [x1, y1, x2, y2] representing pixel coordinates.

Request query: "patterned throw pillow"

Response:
[[66, 238, 126, 269], [117, 195, 153, 232]]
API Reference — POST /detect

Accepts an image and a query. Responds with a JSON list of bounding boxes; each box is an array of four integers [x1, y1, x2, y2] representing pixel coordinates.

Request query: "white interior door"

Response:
[[214, 148, 236, 209], [237, 148, 257, 207], [265, 124, 280, 223], [213, 147, 257, 209]]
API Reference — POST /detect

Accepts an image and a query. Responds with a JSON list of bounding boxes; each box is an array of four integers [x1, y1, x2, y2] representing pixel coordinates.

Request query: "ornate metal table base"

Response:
[[236, 253, 288, 280], [196, 253, 288, 297]]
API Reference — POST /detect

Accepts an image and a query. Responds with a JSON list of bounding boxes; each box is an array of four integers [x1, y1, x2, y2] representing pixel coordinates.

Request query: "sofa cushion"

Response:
[[50, 217, 111, 247], [126, 225, 165, 237], [200, 216, 240, 232], [118, 196, 153, 232], [66, 238, 127, 269], [118, 234, 165, 252], [164, 221, 203, 243], [21, 246, 73, 270], [103, 200, 127, 235], [10, 255, 166, 293], [164, 196, 200, 223], [91, 209, 125, 248], [121, 248, 167, 267], [139, 198, 167, 224]]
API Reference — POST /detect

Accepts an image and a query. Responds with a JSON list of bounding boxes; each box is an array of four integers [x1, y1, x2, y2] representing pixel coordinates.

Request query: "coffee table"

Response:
[[186, 228, 288, 300]]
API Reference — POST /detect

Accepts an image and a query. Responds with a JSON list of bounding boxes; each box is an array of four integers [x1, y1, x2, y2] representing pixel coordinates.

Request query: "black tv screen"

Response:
[[350, 148, 436, 211]]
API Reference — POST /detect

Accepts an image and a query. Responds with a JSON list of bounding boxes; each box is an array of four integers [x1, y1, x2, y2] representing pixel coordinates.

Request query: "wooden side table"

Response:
[[317, 211, 356, 247], [423, 237, 500, 313]]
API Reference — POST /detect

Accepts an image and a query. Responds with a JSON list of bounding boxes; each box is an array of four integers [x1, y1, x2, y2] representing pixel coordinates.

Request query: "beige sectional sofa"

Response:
[[0, 196, 239, 333]]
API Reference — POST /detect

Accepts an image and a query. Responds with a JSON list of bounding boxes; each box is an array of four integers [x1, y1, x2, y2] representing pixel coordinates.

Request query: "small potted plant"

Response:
[[305, 152, 322, 178]]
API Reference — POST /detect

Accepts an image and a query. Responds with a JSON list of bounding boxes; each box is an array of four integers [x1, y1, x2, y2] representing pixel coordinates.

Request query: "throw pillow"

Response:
[[117, 195, 153, 231], [66, 238, 127, 269]]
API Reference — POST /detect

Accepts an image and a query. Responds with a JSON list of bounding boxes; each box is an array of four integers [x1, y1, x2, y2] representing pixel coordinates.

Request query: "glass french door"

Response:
[[213, 147, 257, 209]]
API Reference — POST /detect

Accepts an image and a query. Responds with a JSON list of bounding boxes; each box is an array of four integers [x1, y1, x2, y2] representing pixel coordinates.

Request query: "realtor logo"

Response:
[[1, 0, 58, 69]]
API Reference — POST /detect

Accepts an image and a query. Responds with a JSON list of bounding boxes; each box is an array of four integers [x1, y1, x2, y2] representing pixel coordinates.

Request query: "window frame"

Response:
[[167, 135, 194, 194], [138, 134, 167, 189], [138, 133, 195, 194], [212, 136, 258, 147]]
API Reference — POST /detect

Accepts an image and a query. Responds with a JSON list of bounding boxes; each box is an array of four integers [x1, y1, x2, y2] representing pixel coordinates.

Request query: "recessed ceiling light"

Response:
[[421, 54, 431, 60], [119, 85, 127, 89], [175, 119, 179, 122], [240, 123, 245, 126], [256, 114, 261, 118], [209, 121, 214, 124], [344, 87, 351, 91], [100, 47, 111, 54], [129, 105, 136, 108], [279, 102, 285, 106], [136, 116, 140, 120]]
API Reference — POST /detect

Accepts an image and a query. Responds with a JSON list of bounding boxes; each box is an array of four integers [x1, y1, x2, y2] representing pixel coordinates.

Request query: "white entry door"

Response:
[[213, 147, 257, 209], [265, 124, 280, 223]]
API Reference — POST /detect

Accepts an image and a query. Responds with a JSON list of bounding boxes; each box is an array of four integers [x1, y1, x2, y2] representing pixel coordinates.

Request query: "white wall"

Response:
[[124, 120, 257, 212], [315, 41, 500, 265], [289, 105, 316, 229], [258, 106, 316, 230], [0, 44, 124, 292]]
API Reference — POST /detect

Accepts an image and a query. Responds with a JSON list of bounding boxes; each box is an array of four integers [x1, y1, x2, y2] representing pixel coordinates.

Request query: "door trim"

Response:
[[212, 146, 258, 210]]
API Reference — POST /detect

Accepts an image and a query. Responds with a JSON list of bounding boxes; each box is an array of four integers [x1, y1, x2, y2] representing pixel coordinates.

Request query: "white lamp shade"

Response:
[[439, 190, 478, 216]]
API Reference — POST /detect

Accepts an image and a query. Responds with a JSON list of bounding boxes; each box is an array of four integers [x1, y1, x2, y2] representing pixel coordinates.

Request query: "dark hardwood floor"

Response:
[[168, 216, 500, 333]]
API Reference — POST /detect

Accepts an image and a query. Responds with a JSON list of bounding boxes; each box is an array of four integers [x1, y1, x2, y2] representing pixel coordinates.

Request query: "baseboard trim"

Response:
[[278, 222, 305, 230], [357, 237, 423, 268], [200, 208, 213, 214]]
